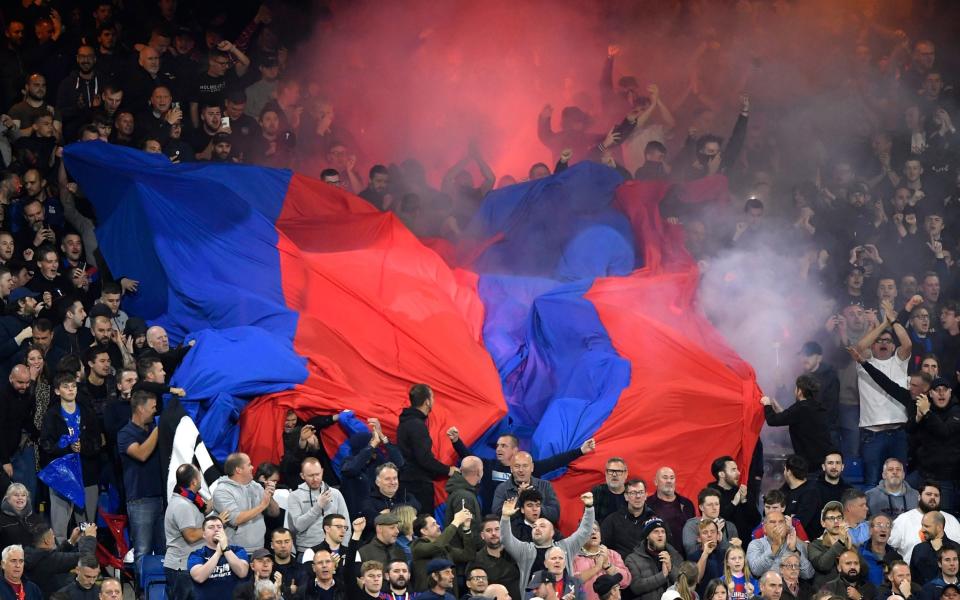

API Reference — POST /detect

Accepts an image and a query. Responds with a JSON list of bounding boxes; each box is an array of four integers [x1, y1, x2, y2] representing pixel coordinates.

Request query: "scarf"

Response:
[[176, 485, 206, 512]]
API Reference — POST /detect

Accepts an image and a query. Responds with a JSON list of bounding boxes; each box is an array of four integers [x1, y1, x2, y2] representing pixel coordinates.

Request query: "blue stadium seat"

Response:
[[845, 457, 864, 484], [138, 555, 167, 600]]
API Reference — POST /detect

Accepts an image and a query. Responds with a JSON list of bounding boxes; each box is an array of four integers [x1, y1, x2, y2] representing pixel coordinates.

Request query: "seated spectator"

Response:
[[623, 517, 682, 600], [778, 552, 812, 600], [816, 451, 852, 508], [590, 457, 628, 525], [573, 522, 631, 600], [878, 561, 921, 600], [911, 512, 960, 585], [842, 489, 871, 547], [753, 490, 809, 542], [474, 514, 522, 600], [682, 488, 739, 559], [363, 462, 421, 526], [188, 515, 250, 600], [49, 554, 99, 600], [358, 513, 407, 567], [920, 548, 960, 600], [267, 528, 299, 597], [0, 484, 43, 550], [719, 544, 758, 600], [686, 518, 724, 595], [340, 422, 403, 516], [24, 521, 98, 599], [860, 514, 902, 586], [745, 511, 814, 580], [0, 544, 42, 600], [232, 548, 277, 600], [600, 479, 657, 558], [646, 467, 696, 548], [890, 484, 960, 564], [865, 458, 918, 520], [820, 549, 876, 600]]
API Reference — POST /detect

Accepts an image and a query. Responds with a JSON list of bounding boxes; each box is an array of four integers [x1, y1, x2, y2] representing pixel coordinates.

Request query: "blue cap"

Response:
[[425, 559, 454, 575], [8, 288, 39, 304]]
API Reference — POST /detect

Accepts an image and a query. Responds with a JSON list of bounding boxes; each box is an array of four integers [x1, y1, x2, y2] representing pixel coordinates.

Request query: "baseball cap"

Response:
[[593, 574, 623, 597], [374, 513, 400, 526], [250, 548, 271, 560], [931, 377, 951, 389], [799, 341, 823, 356], [8, 288, 40, 303], [527, 571, 557, 590], [425, 559, 454, 575]]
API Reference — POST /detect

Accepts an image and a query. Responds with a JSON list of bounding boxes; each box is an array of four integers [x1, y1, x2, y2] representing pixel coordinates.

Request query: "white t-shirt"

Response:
[[856, 354, 908, 427], [889, 508, 960, 563]]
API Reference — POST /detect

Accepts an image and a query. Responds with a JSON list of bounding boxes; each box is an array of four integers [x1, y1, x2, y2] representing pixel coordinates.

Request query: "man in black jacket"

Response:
[[49, 554, 99, 600], [24, 522, 98, 599], [448, 429, 596, 514], [397, 384, 457, 513], [799, 341, 842, 448], [761, 374, 831, 469], [0, 365, 36, 498], [600, 479, 656, 556]]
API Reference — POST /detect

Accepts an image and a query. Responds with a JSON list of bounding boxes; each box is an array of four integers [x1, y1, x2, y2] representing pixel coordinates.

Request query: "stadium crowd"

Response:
[[2, 1, 960, 600]]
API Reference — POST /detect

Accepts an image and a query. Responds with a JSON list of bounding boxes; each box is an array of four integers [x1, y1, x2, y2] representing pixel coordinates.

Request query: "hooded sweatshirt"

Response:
[[287, 481, 351, 553], [211, 476, 268, 553], [443, 471, 482, 540], [864, 479, 919, 520]]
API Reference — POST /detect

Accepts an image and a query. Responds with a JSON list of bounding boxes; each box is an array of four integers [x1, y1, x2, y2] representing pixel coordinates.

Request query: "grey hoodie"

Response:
[[211, 476, 268, 553], [865, 480, 919, 520], [287, 481, 351, 553]]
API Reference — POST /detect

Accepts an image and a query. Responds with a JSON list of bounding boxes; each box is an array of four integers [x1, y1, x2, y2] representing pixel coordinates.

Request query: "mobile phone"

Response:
[[221, 116, 230, 129], [461, 499, 465, 510], [172, 102, 180, 110]]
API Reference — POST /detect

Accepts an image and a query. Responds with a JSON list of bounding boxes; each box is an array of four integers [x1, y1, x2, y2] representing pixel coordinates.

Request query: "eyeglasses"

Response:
[[606, 469, 627, 475], [871, 523, 891, 530], [824, 515, 843, 522], [781, 564, 800, 570], [624, 491, 645, 497], [469, 576, 488, 581]]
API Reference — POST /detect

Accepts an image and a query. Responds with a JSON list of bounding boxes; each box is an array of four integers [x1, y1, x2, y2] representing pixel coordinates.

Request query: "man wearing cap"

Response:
[[418, 559, 457, 600], [359, 513, 407, 568], [232, 548, 280, 600], [760, 373, 831, 469], [910, 378, 960, 514], [527, 571, 565, 600], [593, 573, 623, 600], [801, 339, 841, 444], [623, 517, 681, 600], [501, 492, 594, 590], [854, 295, 917, 487], [809, 501, 860, 588], [411, 507, 475, 593]]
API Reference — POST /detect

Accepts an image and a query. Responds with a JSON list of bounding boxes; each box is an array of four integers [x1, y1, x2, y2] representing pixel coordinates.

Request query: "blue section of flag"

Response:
[[38, 453, 85, 508], [468, 163, 635, 471], [63, 142, 297, 343]]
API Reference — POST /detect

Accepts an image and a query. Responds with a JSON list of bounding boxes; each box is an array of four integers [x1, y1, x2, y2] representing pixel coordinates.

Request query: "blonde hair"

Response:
[[675, 561, 699, 600], [393, 505, 417, 537], [722, 545, 752, 583]]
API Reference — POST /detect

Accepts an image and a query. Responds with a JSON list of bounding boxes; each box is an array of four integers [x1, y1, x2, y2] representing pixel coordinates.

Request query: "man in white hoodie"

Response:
[[287, 457, 351, 554], [212, 453, 280, 554]]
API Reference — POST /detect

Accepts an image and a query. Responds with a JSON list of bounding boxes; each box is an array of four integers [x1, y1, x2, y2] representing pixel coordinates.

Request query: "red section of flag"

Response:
[[552, 178, 763, 534], [239, 175, 506, 502]]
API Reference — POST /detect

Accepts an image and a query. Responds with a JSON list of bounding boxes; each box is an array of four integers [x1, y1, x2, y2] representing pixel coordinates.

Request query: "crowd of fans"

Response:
[[1, 1, 960, 600]]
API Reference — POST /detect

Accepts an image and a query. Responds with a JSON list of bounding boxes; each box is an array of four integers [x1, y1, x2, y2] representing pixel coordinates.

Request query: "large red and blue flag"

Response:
[[63, 142, 762, 534]]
